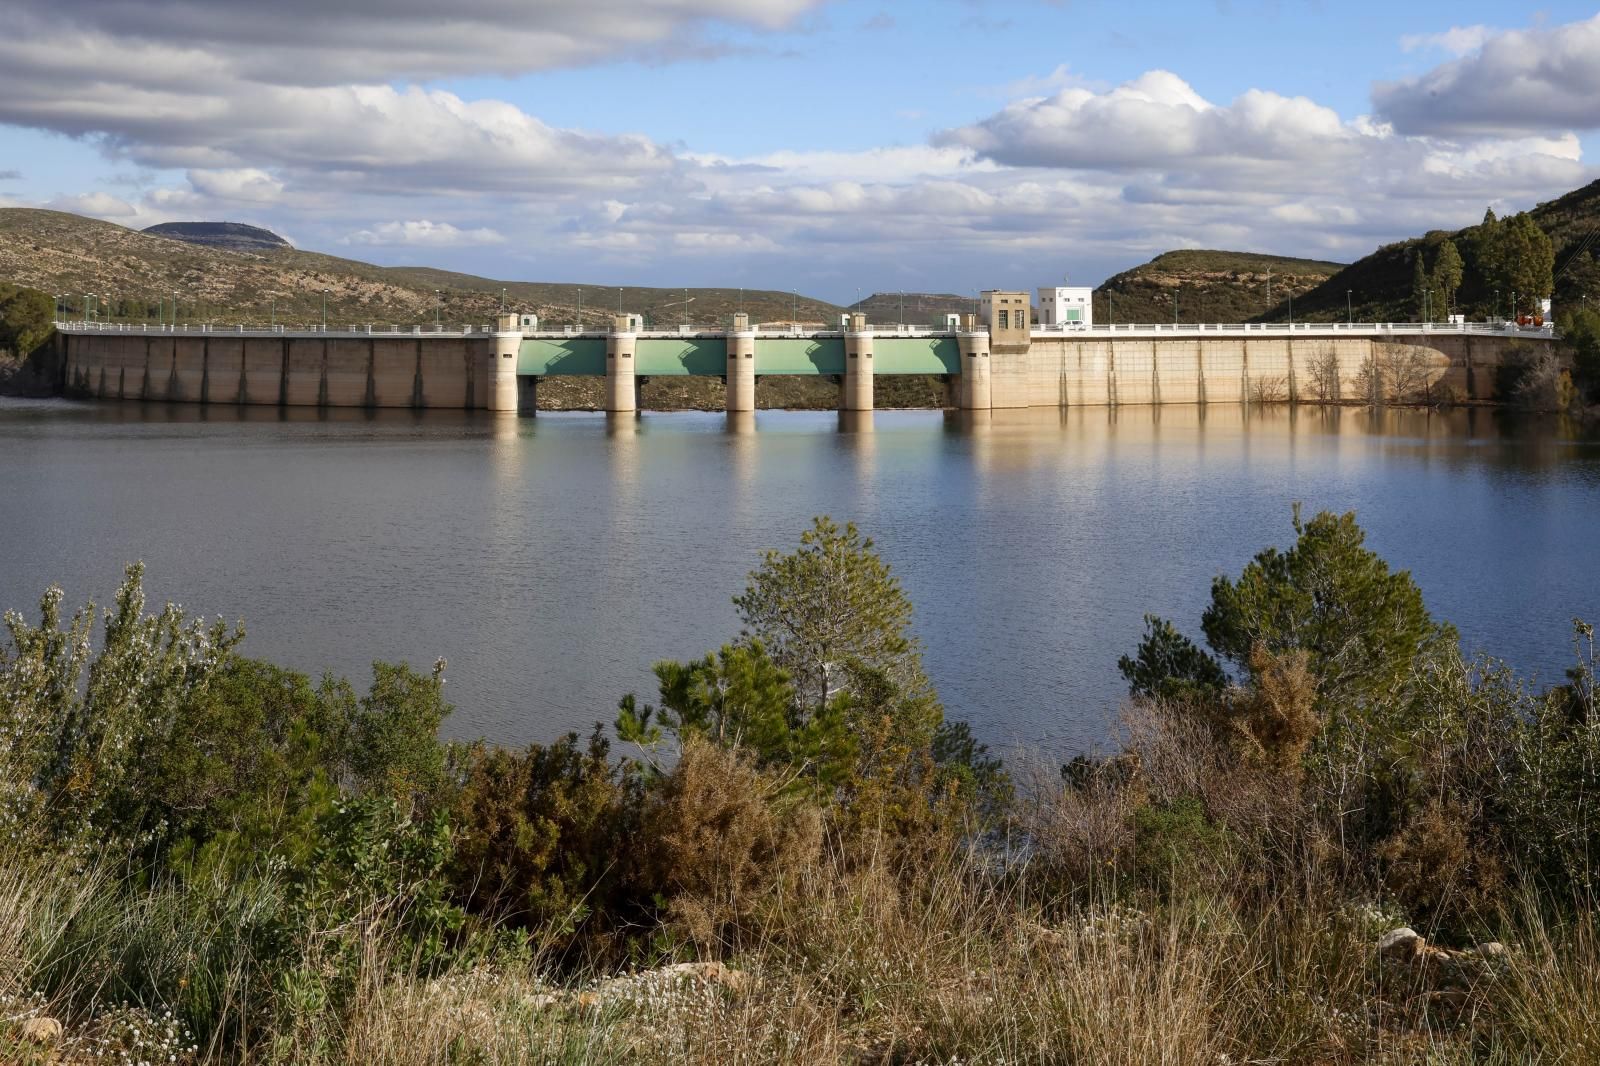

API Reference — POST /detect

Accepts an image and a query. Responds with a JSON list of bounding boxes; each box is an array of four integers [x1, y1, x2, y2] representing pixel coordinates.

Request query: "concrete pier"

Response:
[[842, 312, 874, 411], [488, 314, 520, 412], [727, 312, 756, 412], [606, 316, 638, 413], [956, 316, 992, 410]]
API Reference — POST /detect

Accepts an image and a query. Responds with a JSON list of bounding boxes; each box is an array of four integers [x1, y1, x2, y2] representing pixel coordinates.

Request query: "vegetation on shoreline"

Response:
[[2, 511, 1598, 1063]]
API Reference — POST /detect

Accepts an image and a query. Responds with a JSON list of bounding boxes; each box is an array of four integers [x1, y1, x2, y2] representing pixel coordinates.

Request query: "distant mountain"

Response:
[[1284, 178, 1600, 322], [849, 292, 974, 324], [1092, 250, 1345, 325], [143, 221, 292, 253]]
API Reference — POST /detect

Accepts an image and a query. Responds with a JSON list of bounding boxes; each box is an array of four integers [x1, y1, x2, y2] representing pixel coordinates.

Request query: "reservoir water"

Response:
[[1, 398, 1597, 757]]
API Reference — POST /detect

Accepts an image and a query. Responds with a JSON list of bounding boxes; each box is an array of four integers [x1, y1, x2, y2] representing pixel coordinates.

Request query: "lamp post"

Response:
[[172, 291, 179, 328], [271, 297, 276, 329], [321, 288, 330, 331], [1347, 289, 1353, 325], [435, 290, 441, 326], [1172, 290, 1178, 324], [500, 287, 507, 312], [84, 293, 94, 324], [1511, 290, 1517, 322], [1424, 289, 1431, 324], [1288, 292, 1293, 326]]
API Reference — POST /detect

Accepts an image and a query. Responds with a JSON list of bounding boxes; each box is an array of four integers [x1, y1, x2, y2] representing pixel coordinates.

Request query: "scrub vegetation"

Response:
[[2, 513, 1599, 1063]]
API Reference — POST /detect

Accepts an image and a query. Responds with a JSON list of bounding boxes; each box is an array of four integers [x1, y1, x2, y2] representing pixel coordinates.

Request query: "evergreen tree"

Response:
[[1433, 240, 1464, 313], [1412, 252, 1429, 319], [1498, 213, 1555, 315]]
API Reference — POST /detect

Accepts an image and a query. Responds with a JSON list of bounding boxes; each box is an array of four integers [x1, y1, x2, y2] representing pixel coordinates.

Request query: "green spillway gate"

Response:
[[873, 337, 960, 374], [751, 337, 846, 375], [516, 334, 958, 376], [518, 337, 605, 376], [634, 338, 727, 376]]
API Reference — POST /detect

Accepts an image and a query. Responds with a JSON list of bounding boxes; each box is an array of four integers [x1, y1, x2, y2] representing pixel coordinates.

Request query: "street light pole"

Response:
[[321, 288, 330, 330], [435, 290, 441, 326], [1347, 290, 1353, 325]]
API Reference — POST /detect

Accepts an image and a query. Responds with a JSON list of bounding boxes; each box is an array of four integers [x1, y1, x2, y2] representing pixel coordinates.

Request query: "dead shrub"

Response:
[[642, 737, 822, 952]]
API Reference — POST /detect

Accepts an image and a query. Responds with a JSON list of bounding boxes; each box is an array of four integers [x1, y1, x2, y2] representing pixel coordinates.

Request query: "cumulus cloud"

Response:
[[45, 192, 140, 218], [1399, 25, 1497, 56], [345, 221, 507, 247], [939, 71, 1355, 170], [1375, 15, 1600, 135]]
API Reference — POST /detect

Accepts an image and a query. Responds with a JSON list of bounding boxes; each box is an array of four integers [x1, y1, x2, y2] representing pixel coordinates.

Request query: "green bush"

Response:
[[0, 283, 53, 357], [448, 729, 644, 954]]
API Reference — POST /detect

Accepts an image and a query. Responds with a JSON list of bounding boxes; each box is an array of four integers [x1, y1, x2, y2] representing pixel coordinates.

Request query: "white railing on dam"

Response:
[[53, 322, 500, 338], [53, 319, 1559, 341], [1039, 320, 1555, 338]]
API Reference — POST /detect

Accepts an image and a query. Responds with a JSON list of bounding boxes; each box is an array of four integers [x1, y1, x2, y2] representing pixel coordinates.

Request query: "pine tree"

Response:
[[1433, 240, 1464, 313], [1412, 252, 1430, 320], [1499, 213, 1555, 315]]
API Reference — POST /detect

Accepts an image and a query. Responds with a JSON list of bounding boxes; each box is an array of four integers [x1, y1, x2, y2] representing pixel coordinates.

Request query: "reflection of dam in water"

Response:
[[56, 296, 1551, 415]]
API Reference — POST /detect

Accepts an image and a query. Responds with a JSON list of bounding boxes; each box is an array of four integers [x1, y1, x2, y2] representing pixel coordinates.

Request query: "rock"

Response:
[[1473, 941, 1508, 959], [20, 1016, 63, 1045], [1378, 927, 1425, 961]]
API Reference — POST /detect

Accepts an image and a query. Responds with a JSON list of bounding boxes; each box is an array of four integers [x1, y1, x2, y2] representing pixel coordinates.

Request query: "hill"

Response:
[[1286, 178, 1600, 322], [143, 221, 291, 253], [0, 209, 844, 332], [848, 291, 973, 324], [1092, 250, 1345, 325]]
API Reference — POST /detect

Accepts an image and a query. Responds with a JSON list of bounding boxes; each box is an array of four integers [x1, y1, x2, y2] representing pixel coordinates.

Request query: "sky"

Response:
[[1, 0, 1598, 302]]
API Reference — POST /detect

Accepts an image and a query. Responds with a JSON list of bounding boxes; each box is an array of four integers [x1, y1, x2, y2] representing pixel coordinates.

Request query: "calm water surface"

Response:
[[2, 398, 1597, 757]]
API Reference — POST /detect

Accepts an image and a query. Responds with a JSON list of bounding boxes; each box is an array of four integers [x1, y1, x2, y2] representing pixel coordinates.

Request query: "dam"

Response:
[[54, 289, 1555, 413]]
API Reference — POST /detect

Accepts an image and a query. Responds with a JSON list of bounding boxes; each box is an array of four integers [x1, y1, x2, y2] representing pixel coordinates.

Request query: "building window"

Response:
[[998, 310, 1009, 329]]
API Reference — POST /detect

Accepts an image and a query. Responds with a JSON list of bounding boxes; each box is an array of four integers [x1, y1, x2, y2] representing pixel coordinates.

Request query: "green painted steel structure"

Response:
[[874, 337, 960, 375], [635, 337, 727, 376], [519, 337, 605, 376], [515, 334, 953, 377], [754, 337, 845, 375]]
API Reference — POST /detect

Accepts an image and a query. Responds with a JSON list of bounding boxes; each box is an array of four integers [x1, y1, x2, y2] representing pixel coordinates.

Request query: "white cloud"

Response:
[[939, 71, 1352, 170], [1399, 25, 1496, 56], [1376, 15, 1600, 135], [344, 221, 506, 247], [45, 192, 140, 218], [187, 168, 284, 204]]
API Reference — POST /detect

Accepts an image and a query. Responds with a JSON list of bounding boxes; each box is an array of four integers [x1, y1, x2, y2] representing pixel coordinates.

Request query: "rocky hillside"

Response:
[[1092, 250, 1345, 326], [1286, 178, 1600, 322], [0, 209, 843, 331], [849, 291, 973, 325]]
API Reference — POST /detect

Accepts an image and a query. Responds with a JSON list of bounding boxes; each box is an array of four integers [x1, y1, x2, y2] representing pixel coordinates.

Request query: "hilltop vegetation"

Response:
[[1290, 179, 1600, 322], [2, 514, 1599, 1063], [1093, 250, 1344, 325]]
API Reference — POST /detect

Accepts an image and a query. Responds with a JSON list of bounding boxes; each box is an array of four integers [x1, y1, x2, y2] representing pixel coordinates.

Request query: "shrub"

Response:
[[448, 729, 644, 954], [640, 737, 822, 951]]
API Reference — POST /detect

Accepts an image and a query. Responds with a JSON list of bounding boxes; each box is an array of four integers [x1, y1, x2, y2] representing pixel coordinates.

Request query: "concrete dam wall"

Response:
[[61, 332, 490, 409], [57, 315, 1536, 413]]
